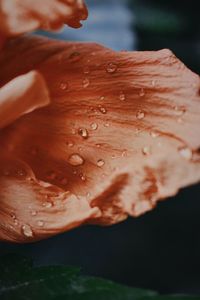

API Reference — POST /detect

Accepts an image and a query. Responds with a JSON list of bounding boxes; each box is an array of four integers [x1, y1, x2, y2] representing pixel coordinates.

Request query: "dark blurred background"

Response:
[[1, 0, 200, 295]]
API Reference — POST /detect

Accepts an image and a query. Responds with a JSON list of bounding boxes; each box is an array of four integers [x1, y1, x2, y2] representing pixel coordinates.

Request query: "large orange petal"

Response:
[[0, 156, 100, 242], [0, 70, 50, 129], [0, 36, 200, 242], [0, 0, 87, 38]]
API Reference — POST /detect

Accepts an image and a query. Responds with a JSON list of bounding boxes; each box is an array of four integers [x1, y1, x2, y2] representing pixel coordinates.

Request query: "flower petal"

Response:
[[0, 0, 88, 37], [0, 70, 50, 129], [0, 156, 100, 242], [0, 36, 200, 242]]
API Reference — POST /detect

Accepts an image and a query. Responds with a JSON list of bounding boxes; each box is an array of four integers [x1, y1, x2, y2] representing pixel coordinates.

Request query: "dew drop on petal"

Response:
[[83, 66, 90, 74], [100, 96, 105, 101], [30, 210, 37, 216], [136, 110, 145, 120], [16, 169, 27, 177], [106, 63, 117, 73], [22, 224, 33, 237], [78, 128, 88, 139], [90, 123, 98, 130], [71, 128, 76, 135], [151, 80, 156, 87], [10, 213, 16, 219], [178, 147, 192, 160], [60, 82, 68, 90], [119, 91, 126, 101], [82, 78, 90, 88], [150, 131, 159, 138], [37, 220, 44, 227], [69, 51, 80, 62], [42, 202, 52, 208], [79, 173, 86, 181], [139, 88, 145, 97], [142, 146, 151, 155], [177, 117, 184, 124], [14, 219, 19, 226], [66, 141, 74, 147], [122, 150, 127, 157], [99, 106, 107, 114], [174, 105, 186, 116], [97, 159, 105, 167], [68, 153, 84, 166]]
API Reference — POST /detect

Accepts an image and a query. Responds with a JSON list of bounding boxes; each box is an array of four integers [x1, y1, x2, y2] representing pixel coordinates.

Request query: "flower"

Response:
[[0, 2, 199, 243]]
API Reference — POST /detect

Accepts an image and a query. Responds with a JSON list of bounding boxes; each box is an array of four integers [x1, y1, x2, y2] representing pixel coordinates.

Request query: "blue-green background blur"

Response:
[[1, 0, 200, 295]]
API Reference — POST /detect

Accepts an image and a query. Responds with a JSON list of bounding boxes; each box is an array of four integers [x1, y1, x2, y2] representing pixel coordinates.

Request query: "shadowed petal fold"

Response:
[[0, 156, 100, 242], [0, 35, 199, 242]]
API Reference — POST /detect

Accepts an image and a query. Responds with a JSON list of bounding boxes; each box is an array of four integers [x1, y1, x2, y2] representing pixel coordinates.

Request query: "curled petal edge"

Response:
[[0, 70, 50, 129]]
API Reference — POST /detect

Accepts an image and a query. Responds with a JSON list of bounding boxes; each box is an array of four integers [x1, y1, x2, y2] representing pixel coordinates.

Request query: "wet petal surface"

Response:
[[0, 36, 199, 242]]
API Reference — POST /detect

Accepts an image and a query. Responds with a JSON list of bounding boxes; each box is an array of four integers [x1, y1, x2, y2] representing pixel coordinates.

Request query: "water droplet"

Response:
[[142, 146, 151, 155], [79, 173, 86, 181], [78, 128, 88, 139], [174, 105, 186, 116], [150, 131, 159, 138], [90, 123, 98, 130], [104, 123, 110, 127], [139, 88, 145, 97], [136, 110, 145, 120], [68, 153, 84, 166], [82, 78, 90, 88], [122, 150, 127, 157], [177, 118, 183, 124], [66, 141, 74, 147], [30, 210, 37, 216], [42, 202, 52, 208], [106, 63, 117, 73], [119, 91, 126, 101], [37, 220, 44, 227], [22, 224, 33, 237], [83, 66, 90, 74], [16, 169, 27, 177], [151, 80, 156, 87], [14, 219, 19, 226], [71, 128, 76, 135], [60, 82, 68, 90], [99, 106, 107, 114], [100, 96, 105, 101], [178, 147, 192, 160], [97, 159, 105, 167], [69, 51, 80, 62], [11, 213, 16, 219]]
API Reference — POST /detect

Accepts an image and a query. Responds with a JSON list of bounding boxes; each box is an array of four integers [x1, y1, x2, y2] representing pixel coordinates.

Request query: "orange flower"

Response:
[[0, 2, 199, 243]]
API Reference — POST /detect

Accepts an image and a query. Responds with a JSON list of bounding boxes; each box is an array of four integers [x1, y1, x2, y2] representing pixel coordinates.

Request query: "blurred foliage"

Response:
[[129, 0, 200, 73], [1, 254, 200, 300]]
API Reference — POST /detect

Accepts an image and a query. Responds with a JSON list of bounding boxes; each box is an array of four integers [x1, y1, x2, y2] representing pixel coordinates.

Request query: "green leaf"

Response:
[[0, 254, 199, 300]]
